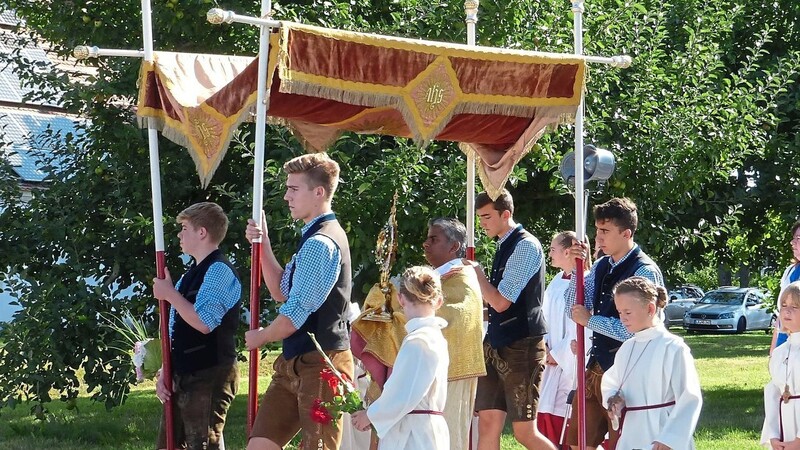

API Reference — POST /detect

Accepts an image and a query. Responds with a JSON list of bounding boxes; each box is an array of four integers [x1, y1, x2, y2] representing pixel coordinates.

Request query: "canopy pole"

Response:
[[141, 0, 173, 449], [572, 1, 587, 449], [464, 0, 479, 261], [206, 8, 281, 28], [243, 0, 273, 434], [72, 46, 144, 58]]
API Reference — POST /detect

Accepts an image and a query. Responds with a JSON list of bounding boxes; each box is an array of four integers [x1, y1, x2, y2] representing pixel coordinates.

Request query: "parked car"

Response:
[[683, 287, 775, 333], [664, 285, 705, 327]]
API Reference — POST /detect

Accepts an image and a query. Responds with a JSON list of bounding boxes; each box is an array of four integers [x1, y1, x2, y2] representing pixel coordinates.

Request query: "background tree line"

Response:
[[0, 0, 797, 414]]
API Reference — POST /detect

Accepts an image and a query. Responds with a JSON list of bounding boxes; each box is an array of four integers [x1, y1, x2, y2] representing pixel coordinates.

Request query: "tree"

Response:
[[0, 0, 797, 413]]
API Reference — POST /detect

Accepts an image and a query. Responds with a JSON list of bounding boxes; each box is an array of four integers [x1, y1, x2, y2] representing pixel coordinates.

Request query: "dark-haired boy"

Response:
[[564, 197, 664, 450], [466, 189, 556, 450]]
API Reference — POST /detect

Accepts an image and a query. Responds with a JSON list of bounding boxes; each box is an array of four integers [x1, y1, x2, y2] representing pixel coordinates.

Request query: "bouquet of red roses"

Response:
[[308, 333, 364, 427]]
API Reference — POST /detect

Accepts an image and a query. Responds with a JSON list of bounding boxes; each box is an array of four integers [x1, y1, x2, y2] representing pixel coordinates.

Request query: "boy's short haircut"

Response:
[[283, 153, 340, 200], [177, 202, 228, 245], [476, 189, 514, 215], [593, 197, 638, 235]]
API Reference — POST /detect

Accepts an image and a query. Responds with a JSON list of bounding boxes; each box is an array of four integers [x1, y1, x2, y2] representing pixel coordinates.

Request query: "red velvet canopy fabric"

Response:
[[137, 22, 585, 195]]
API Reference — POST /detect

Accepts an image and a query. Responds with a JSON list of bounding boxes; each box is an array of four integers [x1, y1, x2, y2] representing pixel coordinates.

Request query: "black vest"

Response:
[[588, 246, 657, 371], [172, 249, 241, 375], [486, 225, 547, 348], [282, 216, 352, 359]]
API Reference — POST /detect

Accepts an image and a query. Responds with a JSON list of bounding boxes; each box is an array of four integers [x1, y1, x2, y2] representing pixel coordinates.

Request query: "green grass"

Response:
[[681, 329, 771, 450], [0, 331, 772, 449]]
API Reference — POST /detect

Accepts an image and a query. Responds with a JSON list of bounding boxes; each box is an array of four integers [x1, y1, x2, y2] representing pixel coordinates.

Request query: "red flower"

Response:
[[310, 398, 333, 425], [321, 368, 340, 392]]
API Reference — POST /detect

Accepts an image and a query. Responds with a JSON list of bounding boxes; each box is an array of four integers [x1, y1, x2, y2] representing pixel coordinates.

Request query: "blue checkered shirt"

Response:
[[564, 245, 664, 342], [278, 214, 342, 330], [495, 226, 543, 303], [170, 261, 242, 337]]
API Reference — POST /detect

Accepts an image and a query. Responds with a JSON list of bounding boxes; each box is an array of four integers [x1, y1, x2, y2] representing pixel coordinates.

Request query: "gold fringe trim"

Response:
[[459, 109, 575, 200], [279, 68, 582, 110], [136, 103, 256, 188], [279, 78, 401, 109], [454, 102, 579, 120]]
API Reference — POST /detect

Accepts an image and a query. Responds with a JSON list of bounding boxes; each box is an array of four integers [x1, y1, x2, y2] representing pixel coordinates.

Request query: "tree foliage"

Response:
[[0, 0, 797, 414]]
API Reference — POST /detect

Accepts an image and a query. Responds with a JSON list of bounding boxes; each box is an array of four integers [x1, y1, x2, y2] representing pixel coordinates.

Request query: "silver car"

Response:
[[664, 285, 705, 327], [683, 287, 775, 333]]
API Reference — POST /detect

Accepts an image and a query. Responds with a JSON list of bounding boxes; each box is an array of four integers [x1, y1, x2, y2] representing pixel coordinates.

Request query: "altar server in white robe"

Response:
[[762, 281, 800, 449], [538, 231, 592, 445], [351, 266, 450, 450], [601, 277, 702, 450]]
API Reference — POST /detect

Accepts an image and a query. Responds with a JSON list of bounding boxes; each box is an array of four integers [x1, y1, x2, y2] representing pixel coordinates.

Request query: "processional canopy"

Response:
[[137, 22, 586, 197]]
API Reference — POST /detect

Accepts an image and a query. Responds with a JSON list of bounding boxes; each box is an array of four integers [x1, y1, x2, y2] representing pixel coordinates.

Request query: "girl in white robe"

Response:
[[762, 281, 800, 449], [351, 266, 450, 450], [601, 277, 702, 450], [538, 231, 591, 445]]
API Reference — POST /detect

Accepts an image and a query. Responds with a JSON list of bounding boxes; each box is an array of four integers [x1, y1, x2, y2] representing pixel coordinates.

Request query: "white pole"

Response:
[[573, 0, 586, 241], [572, 1, 587, 449], [141, 4, 163, 255], [251, 3, 271, 235], [245, 0, 272, 433], [584, 54, 631, 67], [72, 46, 145, 59], [464, 0, 479, 261], [206, 8, 280, 28], [141, 0, 172, 449]]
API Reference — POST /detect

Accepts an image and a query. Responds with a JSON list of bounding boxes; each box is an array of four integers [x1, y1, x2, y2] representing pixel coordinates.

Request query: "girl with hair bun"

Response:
[[601, 276, 703, 450], [351, 266, 450, 450], [538, 231, 591, 445]]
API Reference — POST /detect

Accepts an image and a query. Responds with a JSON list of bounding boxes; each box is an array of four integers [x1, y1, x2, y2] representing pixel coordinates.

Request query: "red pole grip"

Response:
[[156, 250, 175, 450], [247, 242, 263, 434], [575, 257, 587, 450]]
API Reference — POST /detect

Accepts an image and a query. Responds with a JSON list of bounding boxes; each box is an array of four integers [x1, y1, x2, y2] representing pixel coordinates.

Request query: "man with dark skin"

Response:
[[423, 218, 485, 450]]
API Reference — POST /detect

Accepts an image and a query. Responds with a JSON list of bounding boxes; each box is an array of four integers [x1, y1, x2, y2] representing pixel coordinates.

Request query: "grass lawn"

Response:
[[0, 329, 772, 449]]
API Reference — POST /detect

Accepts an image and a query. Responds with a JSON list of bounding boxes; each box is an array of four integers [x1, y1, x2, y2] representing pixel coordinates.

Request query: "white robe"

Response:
[[367, 316, 450, 450], [539, 273, 590, 417], [601, 325, 702, 450], [762, 332, 800, 446]]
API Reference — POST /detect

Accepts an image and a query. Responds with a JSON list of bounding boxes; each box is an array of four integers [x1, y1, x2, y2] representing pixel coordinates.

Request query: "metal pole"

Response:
[[73, 46, 145, 59], [245, 0, 273, 434], [141, 0, 173, 449], [572, 1, 587, 449], [464, 0, 479, 261], [206, 8, 280, 28]]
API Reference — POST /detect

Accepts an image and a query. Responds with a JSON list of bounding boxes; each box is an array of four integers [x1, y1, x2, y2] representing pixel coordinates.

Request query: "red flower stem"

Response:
[[307, 332, 357, 395]]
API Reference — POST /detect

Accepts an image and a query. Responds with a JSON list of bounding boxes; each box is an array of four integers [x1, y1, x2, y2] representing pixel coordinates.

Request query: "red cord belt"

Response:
[[408, 410, 444, 416], [619, 400, 676, 436]]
